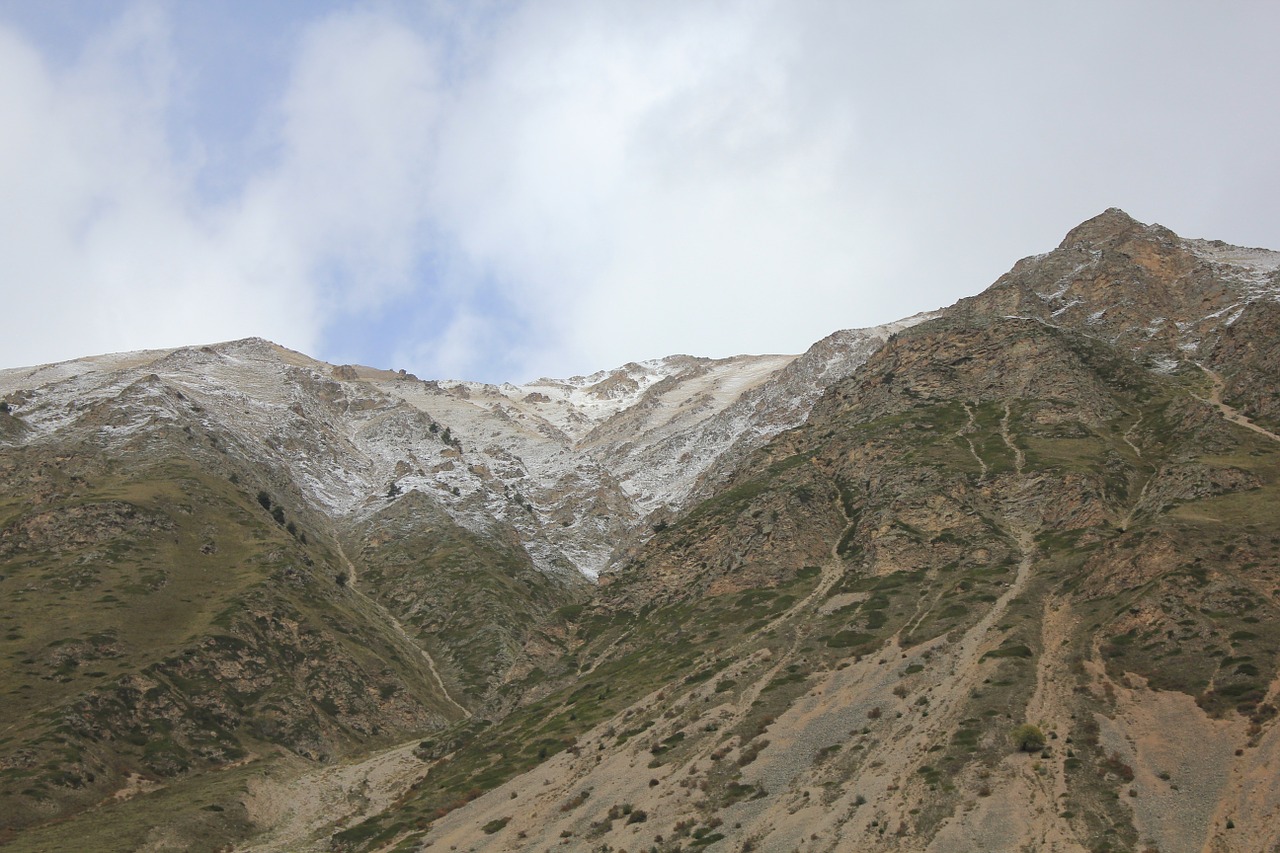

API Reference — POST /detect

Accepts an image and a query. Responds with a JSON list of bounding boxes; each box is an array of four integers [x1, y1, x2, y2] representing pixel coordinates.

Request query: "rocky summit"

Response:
[[1, 210, 1278, 853]]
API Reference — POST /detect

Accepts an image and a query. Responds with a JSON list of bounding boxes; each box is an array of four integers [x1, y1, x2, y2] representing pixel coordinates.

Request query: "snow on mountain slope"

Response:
[[0, 321, 916, 579], [1183, 238, 1280, 325]]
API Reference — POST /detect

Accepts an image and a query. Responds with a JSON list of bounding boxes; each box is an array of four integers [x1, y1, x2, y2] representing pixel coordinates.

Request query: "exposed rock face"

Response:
[[955, 207, 1280, 366], [2, 211, 1279, 853], [1210, 299, 1280, 430]]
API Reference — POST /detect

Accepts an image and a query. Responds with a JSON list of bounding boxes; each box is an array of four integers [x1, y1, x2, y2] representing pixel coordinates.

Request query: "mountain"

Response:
[[1, 210, 1278, 853]]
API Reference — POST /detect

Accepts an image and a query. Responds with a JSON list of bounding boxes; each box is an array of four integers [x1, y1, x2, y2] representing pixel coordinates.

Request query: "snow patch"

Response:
[[1050, 297, 1083, 318]]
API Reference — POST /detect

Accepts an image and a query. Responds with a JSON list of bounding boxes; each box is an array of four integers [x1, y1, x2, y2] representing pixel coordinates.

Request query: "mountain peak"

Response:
[[1058, 207, 1144, 248]]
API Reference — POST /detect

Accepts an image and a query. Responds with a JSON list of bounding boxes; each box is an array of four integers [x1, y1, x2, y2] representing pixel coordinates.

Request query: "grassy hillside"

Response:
[[0, 440, 471, 849]]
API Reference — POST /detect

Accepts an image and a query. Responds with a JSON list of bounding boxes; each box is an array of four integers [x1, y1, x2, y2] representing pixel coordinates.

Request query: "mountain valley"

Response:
[[2, 209, 1279, 853]]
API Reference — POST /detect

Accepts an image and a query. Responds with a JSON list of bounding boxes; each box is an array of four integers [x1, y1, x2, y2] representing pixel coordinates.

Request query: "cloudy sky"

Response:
[[1, 1, 1276, 382]]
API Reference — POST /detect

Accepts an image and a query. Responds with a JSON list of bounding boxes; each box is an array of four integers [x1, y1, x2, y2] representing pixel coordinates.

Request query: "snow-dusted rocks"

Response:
[[0, 321, 919, 579]]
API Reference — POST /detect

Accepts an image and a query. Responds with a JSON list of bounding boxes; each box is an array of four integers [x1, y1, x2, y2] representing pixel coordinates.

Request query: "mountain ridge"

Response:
[[2, 210, 1279, 852], [0, 312, 932, 580]]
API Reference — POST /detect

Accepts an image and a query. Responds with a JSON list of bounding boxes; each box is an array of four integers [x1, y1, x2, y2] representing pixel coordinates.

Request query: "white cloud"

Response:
[[420, 1, 902, 378], [0, 6, 313, 367], [0, 6, 443, 370], [254, 11, 441, 305], [1, 1, 1277, 381]]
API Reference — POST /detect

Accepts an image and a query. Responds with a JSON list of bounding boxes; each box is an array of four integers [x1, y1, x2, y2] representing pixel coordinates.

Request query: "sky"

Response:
[[0, 1, 1277, 383]]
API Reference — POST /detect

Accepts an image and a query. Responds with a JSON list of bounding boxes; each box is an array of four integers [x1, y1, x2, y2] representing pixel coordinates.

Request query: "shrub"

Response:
[[1011, 723, 1046, 752], [481, 817, 510, 834]]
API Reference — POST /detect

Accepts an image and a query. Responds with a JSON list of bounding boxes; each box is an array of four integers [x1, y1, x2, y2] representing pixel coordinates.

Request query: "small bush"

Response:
[[481, 817, 510, 834], [1011, 723, 1046, 752]]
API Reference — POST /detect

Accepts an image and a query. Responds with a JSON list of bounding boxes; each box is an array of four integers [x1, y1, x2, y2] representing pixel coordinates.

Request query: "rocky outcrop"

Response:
[[954, 207, 1280, 368]]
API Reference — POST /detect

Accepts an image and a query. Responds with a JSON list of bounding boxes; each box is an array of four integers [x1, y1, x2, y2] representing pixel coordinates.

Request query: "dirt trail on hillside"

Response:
[[1025, 596, 1076, 791], [337, 541, 470, 719], [928, 594, 1082, 853], [1198, 365, 1280, 443], [1119, 474, 1153, 532], [1122, 411, 1144, 458], [1001, 401, 1026, 474], [959, 402, 988, 478], [697, 521, 1043, 852]]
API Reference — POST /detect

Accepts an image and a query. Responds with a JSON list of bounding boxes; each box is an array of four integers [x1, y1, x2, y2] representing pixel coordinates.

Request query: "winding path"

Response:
[[1197, 365, 1280, 444], [235, 544, 472, 851], [959, 402, 988, 478], [337, 542, 471, 719], [1000, 401, 1025, 475]]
